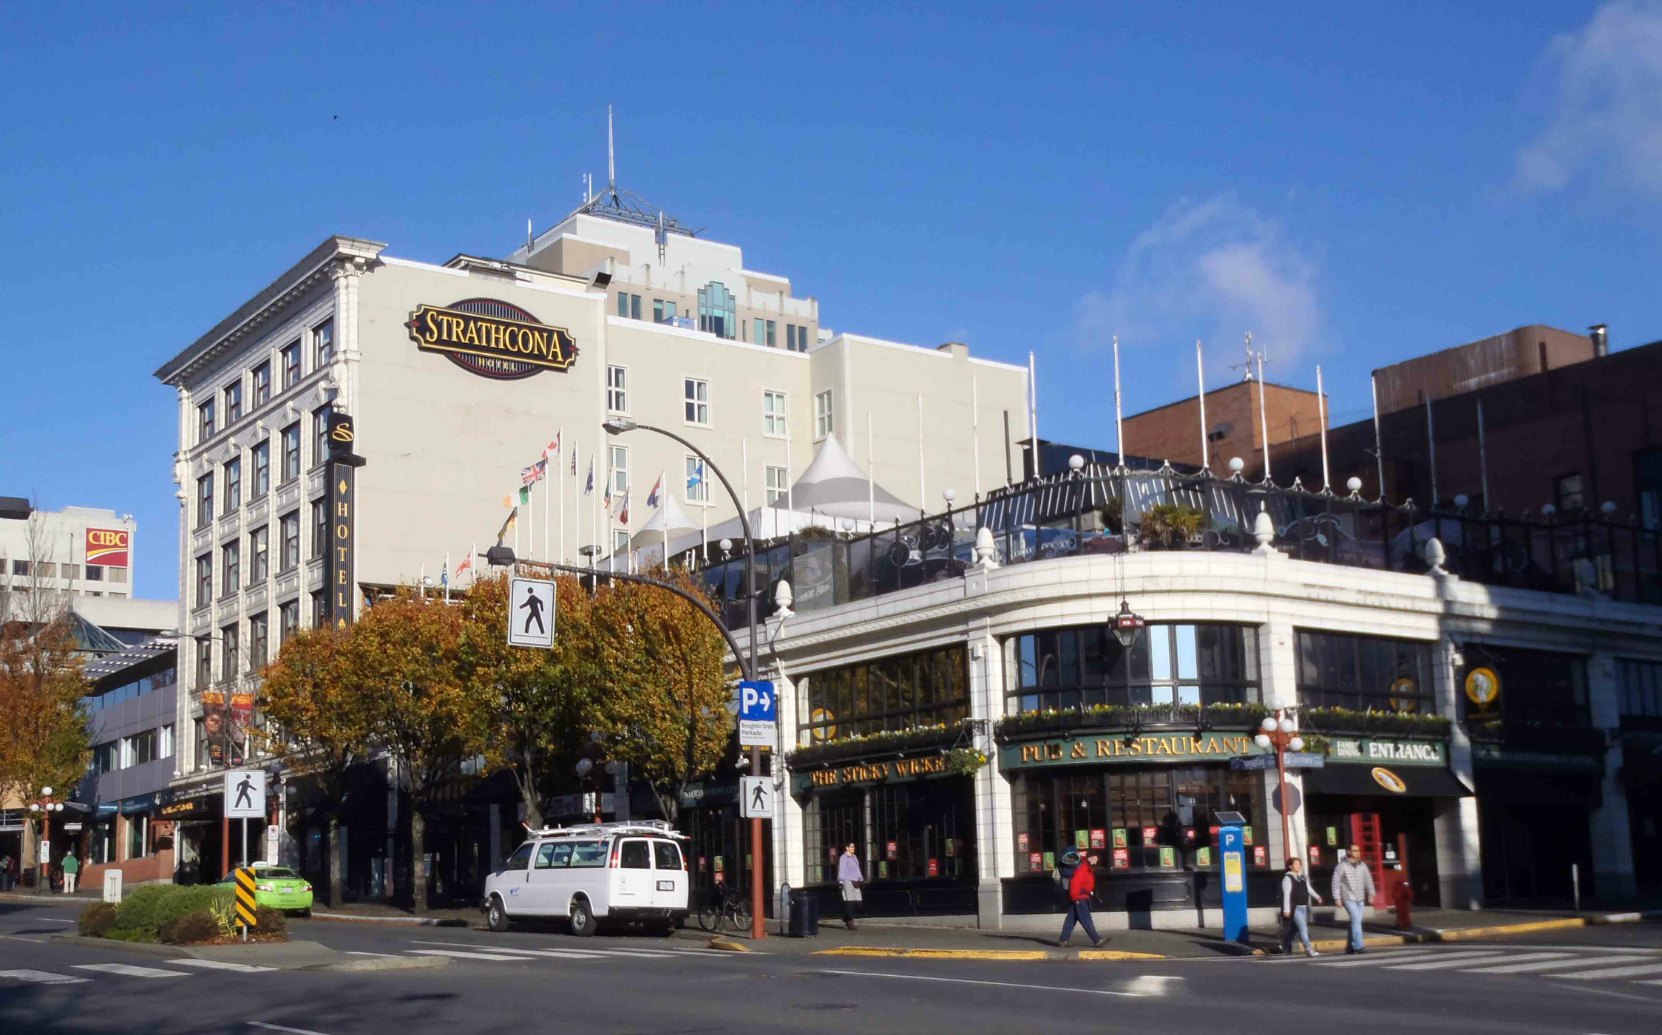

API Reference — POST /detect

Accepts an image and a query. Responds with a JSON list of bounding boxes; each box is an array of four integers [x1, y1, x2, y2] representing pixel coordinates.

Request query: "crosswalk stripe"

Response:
[[71, 963, 189, 979], [1386, 952, 1519, 971], [1554, 962, 1662, 981], [166, 958, 275, 973], [1441, 952, 1575, 973], [593, 949, 683, 958], [405, 949, 532, 961], [408, 940, 610, 959], [1314, 950, 1460, 968], [345, 951, 395, 957], [0, 969, 89, 984], [1464, 953, 1655, 975]]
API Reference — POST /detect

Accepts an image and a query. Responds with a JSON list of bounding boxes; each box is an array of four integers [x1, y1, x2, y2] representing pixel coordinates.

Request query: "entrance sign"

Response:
[[508, 577, 555, 648], [224, 770, 266, 820], [739, 776, 773, 819], [738, 679, 777, 748]]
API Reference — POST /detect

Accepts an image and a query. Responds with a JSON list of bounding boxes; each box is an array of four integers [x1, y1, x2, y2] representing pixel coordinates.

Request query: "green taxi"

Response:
[[218, 864, 314, 915]]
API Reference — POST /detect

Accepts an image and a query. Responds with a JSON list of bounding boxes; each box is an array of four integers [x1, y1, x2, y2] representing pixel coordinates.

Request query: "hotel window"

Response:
[[608, 444, 630, 497], [765, 465, 788, 505], [763, 390, 787, 438], [310, 590, 326, 627], [1294, 630, 1433, 714], [280, 599, 300, 643], [814, 390, 833, 440], [221, 623, 239, 680], [616, 292, 642, 320], [250, 525, 269, 581], [653, 299, 677, 324], [754, 318, 776, 348], [248, 611, 268, 671], [787, 324, 810, 352], [280, 422, 301, 483], [685, 455, 711, 504], [196, 473, 214, 528], [279, 511, 300, 571], [224, 380, 243, 423], [159, 724, 175, 760], [252, 361, 272, 406], [607, 365, 629, 413], [222, 540, 240, 595], [1553, 472, 1585, 513], [252, 440, 270, 497], [198, 398, 216, 442], [312, 406, 331, 469], [129, 728, 157, 766], [281, 341, 301, 389], [798, 645, 970, 742], [1008, 624, 1260, 713], [223, 457, 241, 514], [683, 378, 709, 426], [195, 554, 212, 608], [697, 280, 736, 339], [194, 637, 212, 690], [313, 319, 334, 367], [311, 498, 327, 559]]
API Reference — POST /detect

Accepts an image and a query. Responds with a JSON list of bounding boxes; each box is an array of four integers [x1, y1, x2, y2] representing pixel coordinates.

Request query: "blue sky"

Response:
[[3, 1, 1658, 600]]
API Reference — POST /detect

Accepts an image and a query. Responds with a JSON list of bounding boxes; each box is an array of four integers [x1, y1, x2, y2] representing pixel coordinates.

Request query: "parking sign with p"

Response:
[[738, 679, 776, 748]]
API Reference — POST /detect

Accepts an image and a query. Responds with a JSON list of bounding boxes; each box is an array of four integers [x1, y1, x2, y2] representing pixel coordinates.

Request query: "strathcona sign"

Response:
[[407, 298, 577, 380]]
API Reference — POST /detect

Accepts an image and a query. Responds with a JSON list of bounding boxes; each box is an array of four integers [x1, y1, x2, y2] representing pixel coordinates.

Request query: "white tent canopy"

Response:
[[629, 492, 701, 550], [767, 432, 916, 523]]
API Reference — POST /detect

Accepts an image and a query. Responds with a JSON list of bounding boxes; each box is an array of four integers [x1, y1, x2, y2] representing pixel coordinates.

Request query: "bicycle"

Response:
[[697, 884, 752, 934]]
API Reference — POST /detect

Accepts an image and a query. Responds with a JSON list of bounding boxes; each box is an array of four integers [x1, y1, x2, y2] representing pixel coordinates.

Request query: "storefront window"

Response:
[[805, 789, 865, 884], [90, 821, 116, 864], [127, 815, 148, 859], [1461, 645, 1589, 728], [805, 781, 976, 886], [799, 645, 969, 742], [1007, 624, 1258, 713], [1011, 767, 1263, 874], [1296, 630, 1434, 713]]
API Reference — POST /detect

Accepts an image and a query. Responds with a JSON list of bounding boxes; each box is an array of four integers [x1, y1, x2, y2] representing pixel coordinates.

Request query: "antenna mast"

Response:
[[607, 104, 617, 197]]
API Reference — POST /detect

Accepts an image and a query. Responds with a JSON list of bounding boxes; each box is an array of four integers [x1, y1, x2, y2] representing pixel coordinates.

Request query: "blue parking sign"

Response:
[[739, 680, 776, 722]]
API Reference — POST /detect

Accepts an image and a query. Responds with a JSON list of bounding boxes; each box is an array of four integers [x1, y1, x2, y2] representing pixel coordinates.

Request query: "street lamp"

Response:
[[603, 416, 767, 940], [1111, 600, 1145, 649], [1253, 710, 1304, 867], [27, 786, 65, 890]]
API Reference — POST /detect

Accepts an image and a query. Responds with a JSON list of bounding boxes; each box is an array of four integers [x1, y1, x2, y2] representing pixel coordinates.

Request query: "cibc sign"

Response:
[[84, 527, 131, 567]]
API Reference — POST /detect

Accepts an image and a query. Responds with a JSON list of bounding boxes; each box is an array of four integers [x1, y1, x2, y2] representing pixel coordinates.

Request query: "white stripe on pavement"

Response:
[[0, 969, 89, 984], [344, 951, 394, 957], [168, 958, 274, 973], [72, 963, 189, 979], [408, 940, 609, 959], [1313, 950, 1458, 968], [1386, 952, 1520, 971], [822, 969, 1142, 997], [1555, 962, 1662, 981], [594, 949, 683, 958], [405, 949, 532, 961], [248, 1022, 338, 1035], [1464, 954, 1656, 975]]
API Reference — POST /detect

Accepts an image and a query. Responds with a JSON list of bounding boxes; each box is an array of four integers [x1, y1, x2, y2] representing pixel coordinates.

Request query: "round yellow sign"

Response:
[[1371, 767, 1407, 794], [809, 708, 838, 741], [1389, 676, 1420, 714], [1464, 666, 1501, 707]]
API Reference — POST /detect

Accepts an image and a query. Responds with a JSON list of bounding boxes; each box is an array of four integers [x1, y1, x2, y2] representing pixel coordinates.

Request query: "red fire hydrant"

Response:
[[1393, 879, 1413, 930]]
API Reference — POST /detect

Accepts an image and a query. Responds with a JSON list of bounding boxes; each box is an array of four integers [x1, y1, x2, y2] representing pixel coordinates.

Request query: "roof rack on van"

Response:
[[526, 820, 687, 840]]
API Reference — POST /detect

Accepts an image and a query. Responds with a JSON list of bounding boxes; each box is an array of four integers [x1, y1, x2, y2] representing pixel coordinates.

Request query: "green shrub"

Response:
[[113, 884, 230, 940], [77, 902, 118, 938], [159, 910, 221, 946], [252, 906, 288, 938]]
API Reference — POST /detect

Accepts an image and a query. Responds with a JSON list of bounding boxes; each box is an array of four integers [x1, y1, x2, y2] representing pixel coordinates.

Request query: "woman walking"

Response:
[[837, 842, 864, 931], [1281, 856, 1323, 957]]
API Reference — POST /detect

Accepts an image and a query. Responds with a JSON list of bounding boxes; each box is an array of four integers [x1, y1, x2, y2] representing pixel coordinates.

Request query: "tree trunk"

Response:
[[327, 813, 343, 908], [410, 809, 427, 914]]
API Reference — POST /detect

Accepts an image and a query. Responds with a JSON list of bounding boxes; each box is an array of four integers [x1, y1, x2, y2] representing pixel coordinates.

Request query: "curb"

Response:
[[1587, 910, 1662, 925], [815, 947, 1050, 961], [49, 933, 186, 957], [0, 893, 100, 905], [707, 937, 751, 953], [306, 911, 470, 927], [1077, 949, 1167, 961], [308, 955, 452, 973]]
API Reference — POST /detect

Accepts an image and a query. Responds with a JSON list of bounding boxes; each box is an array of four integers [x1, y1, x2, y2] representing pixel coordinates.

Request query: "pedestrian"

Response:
[[0, 852, 12, 892], [1058, 851, 1107, 948], [1331, 844, 1376, 954], [836, 842, 864, 931], [1280, 856, 1323, 956], [61, 849, 80, 894]]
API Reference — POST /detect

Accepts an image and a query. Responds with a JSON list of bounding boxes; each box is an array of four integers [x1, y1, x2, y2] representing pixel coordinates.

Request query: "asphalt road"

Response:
[[4, 900, 1660, 1034]]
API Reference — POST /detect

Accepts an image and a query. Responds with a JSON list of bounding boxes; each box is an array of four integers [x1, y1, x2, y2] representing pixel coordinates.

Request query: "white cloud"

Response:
[[1515, 1, 1662, 198], [1076, 193, 1321, 368]]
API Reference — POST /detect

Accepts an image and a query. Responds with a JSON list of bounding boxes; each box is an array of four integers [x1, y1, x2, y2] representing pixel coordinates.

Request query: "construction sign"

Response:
[[233, 867, 258, 929]]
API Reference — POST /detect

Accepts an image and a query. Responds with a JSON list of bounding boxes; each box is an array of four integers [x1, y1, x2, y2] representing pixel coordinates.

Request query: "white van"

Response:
[[483, 821, 690, 936]]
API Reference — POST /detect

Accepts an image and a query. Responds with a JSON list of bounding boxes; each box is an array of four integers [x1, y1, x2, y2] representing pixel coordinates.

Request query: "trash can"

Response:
[[788, 890, 819, 937]]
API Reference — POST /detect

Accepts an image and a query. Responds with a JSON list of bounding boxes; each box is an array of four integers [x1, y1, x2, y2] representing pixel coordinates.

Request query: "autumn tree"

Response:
[[260, 625, 374, 907], [353, 593, 487, 913], [457, 573, 599, 831], [589, 570, 732, 825], [0, 515, 91, 876]]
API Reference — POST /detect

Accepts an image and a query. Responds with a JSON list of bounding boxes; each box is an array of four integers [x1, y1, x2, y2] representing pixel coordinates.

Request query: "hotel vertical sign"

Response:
[[325, 412, 365, 629]]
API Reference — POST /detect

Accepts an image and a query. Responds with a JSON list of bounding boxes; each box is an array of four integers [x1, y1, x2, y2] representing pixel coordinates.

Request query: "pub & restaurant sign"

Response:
[[999, 732, 1261, 770], [407, 298, 578, 381]]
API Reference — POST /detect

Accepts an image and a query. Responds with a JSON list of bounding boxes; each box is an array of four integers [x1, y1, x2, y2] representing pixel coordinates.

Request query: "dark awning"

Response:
[[1303, 764, 1471, 799]]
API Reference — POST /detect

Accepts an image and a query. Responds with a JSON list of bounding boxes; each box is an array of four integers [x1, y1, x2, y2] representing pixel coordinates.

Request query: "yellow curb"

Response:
[[708, 937, 751, 952], [1310, 934, 1407, 953], [1078, 950, 1167, 961], [812, 947, 1049, 960], [1430, 918, 1586, 941]]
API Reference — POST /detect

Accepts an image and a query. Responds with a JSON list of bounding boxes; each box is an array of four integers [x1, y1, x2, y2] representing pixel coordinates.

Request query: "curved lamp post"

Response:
[[602, 417, 767, 940], [1254, 709, 1305, 867]]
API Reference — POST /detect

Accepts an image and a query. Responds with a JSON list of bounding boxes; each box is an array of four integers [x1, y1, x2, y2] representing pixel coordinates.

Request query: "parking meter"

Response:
[[1216, 811, 1249, 944]]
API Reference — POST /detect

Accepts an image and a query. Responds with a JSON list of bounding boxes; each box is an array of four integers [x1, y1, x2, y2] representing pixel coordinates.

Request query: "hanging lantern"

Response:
[[1111, 600, 1145, 649]]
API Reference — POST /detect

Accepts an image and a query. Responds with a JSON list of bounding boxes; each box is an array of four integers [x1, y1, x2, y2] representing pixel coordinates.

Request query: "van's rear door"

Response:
[[614, 838, 651, 910], [650, 839, 687, 912]]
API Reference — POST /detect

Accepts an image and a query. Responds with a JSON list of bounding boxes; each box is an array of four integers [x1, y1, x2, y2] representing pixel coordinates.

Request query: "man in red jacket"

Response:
[[1058, 851, 1107, 947]]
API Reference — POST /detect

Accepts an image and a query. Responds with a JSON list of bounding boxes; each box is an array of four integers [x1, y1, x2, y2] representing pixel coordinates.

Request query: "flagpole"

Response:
[[867, 412, 875, 525], [559, 429, 567, 564], [528, 471, 535, 560], [916, 394, 926, 509], [971, 375, 982, 498], [785, 416, 795, 519], [1253, 333, 1272, 482], [470, 541, 477, 587], [1112, 335, 1125, 470], [1317, 364, 1331, 492], [443, 553, 450, 603], [661, 471, 668, 568], [742, 437, 750, 514], [1370, 376, 1386, 499], [544, 443, 551, 562], [1196, 339, 1209, 471]]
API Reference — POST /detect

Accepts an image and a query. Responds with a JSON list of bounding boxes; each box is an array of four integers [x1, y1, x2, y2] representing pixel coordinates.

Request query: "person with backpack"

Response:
[[1057, 851, 1107, 947], [1052, 848, 1081, 901], [1280, 856, 1323, 956]]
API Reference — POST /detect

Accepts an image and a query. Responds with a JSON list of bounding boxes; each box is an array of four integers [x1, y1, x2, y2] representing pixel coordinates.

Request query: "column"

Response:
[[1588, 652, 1637, 901], [773, 670, 806, 892], [1436, 636, 1483, 908], [971, 625, 1009, 928], [1258, 610, 1305, 868]]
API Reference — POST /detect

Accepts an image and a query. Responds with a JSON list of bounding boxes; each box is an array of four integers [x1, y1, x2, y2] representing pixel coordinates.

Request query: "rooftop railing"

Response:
[[698, 463, 1662, 625]]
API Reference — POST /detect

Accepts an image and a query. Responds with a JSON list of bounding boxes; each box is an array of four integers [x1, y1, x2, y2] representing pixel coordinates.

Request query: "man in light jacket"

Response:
[[1331, 844, 1376, 954]]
